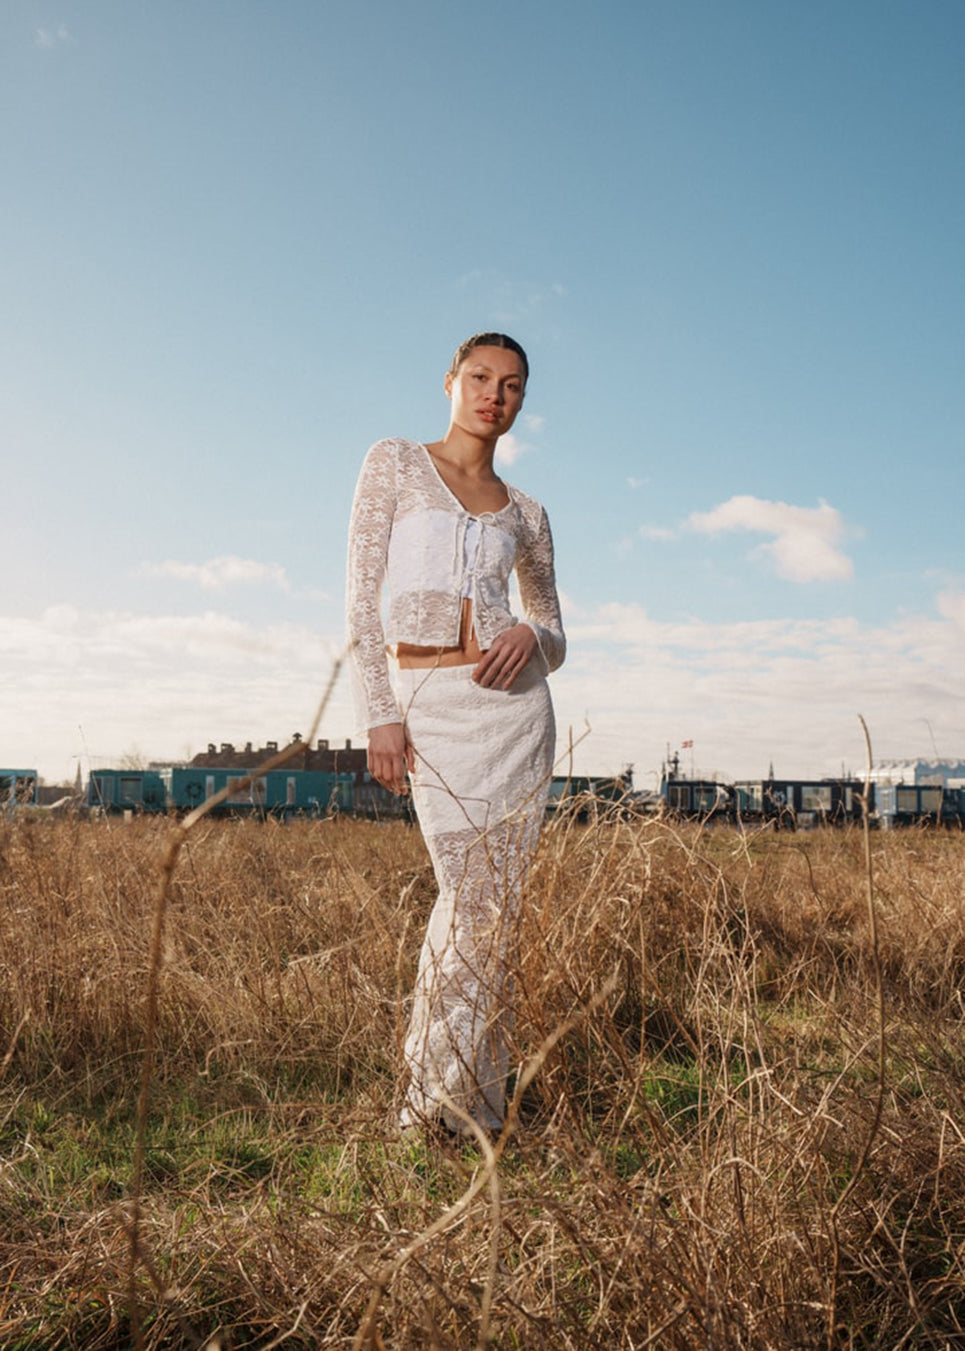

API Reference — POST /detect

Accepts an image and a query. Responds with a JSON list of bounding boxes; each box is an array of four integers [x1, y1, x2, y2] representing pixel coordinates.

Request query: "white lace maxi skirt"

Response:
[[393, 661, 555, 1134]]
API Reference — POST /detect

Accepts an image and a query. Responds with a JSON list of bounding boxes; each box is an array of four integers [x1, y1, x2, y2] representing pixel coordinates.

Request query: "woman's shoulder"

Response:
[[357, 438, 426, 488], [365, 436, 424, 462], [505, 480, 549, 533]]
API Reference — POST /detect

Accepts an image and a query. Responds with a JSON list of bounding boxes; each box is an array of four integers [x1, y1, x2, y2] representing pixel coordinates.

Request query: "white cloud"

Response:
[[550, 591, 965, 782], [686, 495, 854, 582], [627, 476, 649, 491], [452, 272, 567, 328], [497, 411, 546, 466], [495, 433, 525, 467], [639, 524, 676, 541], [0, 607, 350, 782], [936, 589, 965, 627], [140, 556, 291, 591], [7, 586, 965, 791], [35, 25, 72, 47]]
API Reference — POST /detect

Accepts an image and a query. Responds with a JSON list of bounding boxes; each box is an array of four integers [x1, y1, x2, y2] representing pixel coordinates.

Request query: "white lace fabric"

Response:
[[346, 437, 566, 734], [394, 663, 555, 1133]]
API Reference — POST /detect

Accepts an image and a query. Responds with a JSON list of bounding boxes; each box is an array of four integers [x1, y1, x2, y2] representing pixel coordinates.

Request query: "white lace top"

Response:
[[346, 437, 566, 732]]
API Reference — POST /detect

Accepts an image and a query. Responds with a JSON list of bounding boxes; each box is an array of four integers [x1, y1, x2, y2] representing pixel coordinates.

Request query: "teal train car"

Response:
[[87, 769, 167, 813], [260, 769, 355, 816], [162, 766, 353, 816], [1, 769, 39, 809], [163, 766, 254, 812]]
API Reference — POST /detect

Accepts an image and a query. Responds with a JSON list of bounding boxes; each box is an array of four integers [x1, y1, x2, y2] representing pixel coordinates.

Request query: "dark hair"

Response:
[[449, 332, 529, 383]]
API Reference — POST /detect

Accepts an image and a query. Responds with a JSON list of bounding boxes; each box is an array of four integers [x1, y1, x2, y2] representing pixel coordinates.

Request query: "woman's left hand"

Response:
[[472, 624, 537, 691]]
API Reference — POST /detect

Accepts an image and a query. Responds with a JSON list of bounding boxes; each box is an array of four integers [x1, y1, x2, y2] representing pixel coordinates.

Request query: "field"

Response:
[[1, 810, 964, 1349]]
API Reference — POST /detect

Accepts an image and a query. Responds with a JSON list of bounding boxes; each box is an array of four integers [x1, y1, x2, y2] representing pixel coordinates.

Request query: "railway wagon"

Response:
[[163, 767, 354, 816], [546, 773, 634, 822], [1, 769, 39, 809], [661, 778, 735, 821], [87, 767, 353, 816], [875, 783, 964, 829], [734, 778, 866, 829], [88, 769, 166, 813]]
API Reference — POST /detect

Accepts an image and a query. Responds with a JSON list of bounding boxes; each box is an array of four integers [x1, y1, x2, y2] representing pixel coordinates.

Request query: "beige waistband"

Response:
[[395, 648, 477, 670]]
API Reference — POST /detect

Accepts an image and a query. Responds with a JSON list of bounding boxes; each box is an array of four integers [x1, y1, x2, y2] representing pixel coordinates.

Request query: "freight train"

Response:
[[86, 766, 356, 818], [5, 748, 963, 830], [658, 757, 965, 830], [81, 766, 635, 822]]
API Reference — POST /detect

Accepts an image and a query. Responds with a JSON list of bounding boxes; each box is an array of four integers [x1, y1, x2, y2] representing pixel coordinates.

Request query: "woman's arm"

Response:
[[514, 506, 566, 673], [346, 441, 403, 733], [472, 505, 565, 690]]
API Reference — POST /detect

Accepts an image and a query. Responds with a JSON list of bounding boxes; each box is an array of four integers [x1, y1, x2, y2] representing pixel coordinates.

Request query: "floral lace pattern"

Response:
[[346, 438, 565, 734], [394, 663, 555, 1133], [399, 819, 537, 1133]]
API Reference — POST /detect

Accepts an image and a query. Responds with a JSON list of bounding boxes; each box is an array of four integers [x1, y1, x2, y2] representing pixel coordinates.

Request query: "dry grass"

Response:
[[2, 810, 965, 1348]]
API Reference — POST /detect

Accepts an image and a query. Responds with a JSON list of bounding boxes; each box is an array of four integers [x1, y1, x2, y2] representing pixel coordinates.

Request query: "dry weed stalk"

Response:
[[825, 715, 886, 1350], [126, 656, 344, 1349]]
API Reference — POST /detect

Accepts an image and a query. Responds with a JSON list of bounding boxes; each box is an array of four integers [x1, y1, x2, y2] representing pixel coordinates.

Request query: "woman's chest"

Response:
[[388, 509, 517, 589]]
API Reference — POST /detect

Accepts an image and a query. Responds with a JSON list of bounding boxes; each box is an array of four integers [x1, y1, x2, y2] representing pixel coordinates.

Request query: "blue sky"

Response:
[[3, 0, 964, 787]]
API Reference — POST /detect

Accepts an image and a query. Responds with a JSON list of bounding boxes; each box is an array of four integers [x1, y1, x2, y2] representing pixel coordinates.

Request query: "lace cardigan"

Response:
[[346, 437, 566, 733]]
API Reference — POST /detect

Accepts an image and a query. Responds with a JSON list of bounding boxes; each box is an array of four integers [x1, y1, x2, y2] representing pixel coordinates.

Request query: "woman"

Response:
[[346, 332, 565, 1137]]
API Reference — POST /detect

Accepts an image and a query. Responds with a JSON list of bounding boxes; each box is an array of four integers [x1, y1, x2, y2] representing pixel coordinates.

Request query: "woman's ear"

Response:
[[443, 369, 453, 398]]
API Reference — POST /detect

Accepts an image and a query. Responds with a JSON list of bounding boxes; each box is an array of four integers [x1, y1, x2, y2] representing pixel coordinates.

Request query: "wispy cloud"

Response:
[[495, 434, 525, 467], [686, 495, 854, 582], [35, 24, 73, 47], [0, 606, 349, 780], [139, 556, 291, 591], [496, 412, 544, 468], [552, 586, 965, 780], [453, 271, 567, 328], [639, 524, 676, 541]]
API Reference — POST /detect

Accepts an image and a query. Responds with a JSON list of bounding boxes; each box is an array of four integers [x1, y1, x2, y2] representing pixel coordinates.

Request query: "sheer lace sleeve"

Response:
[[516, 506, 566, 674], [346, 440, 402, 733]]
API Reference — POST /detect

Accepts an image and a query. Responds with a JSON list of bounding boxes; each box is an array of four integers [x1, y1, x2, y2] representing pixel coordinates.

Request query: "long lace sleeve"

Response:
[[346, 441, 402, 733], [516, 506, 566, 674]]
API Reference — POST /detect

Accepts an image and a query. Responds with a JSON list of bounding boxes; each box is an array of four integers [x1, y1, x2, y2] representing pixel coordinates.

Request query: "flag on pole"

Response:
[[681, 739, 693, 749]]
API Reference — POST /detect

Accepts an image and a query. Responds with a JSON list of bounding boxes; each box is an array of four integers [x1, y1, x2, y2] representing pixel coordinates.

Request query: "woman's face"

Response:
[[445, 346, 526, 440]]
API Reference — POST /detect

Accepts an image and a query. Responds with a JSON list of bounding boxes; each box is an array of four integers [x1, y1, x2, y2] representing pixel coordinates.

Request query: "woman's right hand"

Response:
[[367, 722, 415, 795]]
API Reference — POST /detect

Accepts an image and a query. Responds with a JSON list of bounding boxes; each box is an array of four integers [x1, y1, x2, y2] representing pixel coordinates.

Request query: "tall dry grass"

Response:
[[2, 810, 965, 1348]]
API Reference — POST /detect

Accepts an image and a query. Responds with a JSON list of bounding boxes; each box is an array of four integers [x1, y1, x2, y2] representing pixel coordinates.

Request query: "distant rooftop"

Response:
[[870, 758, 965, 786]]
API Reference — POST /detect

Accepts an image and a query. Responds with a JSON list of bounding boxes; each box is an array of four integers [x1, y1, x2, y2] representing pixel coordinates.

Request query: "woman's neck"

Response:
[[425, 427, 498, 479]]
